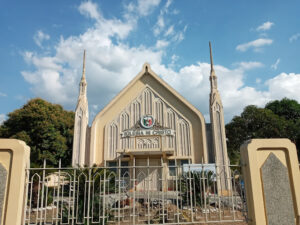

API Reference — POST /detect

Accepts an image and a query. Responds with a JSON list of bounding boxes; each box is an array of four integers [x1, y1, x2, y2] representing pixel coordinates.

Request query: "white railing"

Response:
[[23, 159, 247, 225]]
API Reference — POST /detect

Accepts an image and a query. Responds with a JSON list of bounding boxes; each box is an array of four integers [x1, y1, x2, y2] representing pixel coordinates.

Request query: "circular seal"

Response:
[[140, 115, 155, 129]]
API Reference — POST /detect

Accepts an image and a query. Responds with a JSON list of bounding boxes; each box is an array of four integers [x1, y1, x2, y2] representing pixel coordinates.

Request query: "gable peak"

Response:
[[142, 62, 151, 73]]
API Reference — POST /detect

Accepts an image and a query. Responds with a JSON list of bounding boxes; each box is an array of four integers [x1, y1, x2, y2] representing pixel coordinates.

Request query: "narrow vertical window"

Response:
[[155, 100, 164, 125], [144, 89, 152, 114]]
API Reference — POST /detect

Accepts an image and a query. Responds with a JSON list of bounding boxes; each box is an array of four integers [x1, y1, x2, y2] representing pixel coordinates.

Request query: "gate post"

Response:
[[0, 139, 30, 225], [240, 139, 300, 225]]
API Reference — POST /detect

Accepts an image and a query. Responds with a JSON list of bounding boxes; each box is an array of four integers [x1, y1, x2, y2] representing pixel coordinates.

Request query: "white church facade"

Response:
[[72, 43, 230, 191]]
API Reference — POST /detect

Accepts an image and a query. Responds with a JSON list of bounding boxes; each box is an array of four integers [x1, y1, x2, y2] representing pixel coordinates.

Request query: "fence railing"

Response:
[[23, 159, 247, 225]]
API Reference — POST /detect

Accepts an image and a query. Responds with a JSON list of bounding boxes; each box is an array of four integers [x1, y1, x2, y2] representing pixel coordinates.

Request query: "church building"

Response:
[[72, 43, 230, 188]]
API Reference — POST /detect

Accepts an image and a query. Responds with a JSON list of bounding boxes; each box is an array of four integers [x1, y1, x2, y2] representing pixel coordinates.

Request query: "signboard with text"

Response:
[[121, 115, 175, 137], [121, 129, 175, 137]]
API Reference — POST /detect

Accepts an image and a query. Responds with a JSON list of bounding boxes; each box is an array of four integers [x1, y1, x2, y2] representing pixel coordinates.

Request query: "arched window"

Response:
[[121, 112, 130, 149], [121, 112, 130, 131], [155, 100, 164, 125], [76, 108, 83, 162], [167, 110, 176, 148], [132, 101, 141, 125], [216, 103, 226, 165], [109, 123, 118, 159], [143, 89, 152, 114], [178, 120, 191, 156]]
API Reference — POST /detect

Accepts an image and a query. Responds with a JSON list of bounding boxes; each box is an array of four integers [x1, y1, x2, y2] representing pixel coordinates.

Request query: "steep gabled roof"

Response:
[[92, 63, 205, 124]]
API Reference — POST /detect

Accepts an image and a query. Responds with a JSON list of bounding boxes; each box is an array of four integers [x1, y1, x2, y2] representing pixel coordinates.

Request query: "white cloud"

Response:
[[271, 58, 280, 70], [0, 92, 7, 97], [164, 25, 174, 36], [33, 30, 50, 48], [165, 0, 173, 8], [155, 40, 169, 49], [256, 21, 274, 31], [236, 38, 273, 52], [78, 2, 135, 40], [171, 54, 178, 62], [125, 0, 161, 18], [137, 0, 161, 16], [155, 62, 272, 122], [23, 51, 62, 70], [22, 1, 300, 124], [289, 33, 300, 43], [22, 2, 164, 109], [236, 61, 264, 70], [154, 15, 165, 35], [153, 0, 172, 36], [266, 73, 300, 102], [167, 54, 179, 68], [171, 54, 178, 64], [172, 28, 186, 43], [78, 1, 100, 21], [0, 114, 6, 125], [152, 0, 186, 47]]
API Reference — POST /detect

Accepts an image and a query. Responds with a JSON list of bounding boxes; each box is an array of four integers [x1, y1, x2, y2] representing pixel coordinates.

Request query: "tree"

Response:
[[226, 99, 300, 164], [0, 98, 74, 167], [265, 98, 300, 122], [265, 98, 300, 148]]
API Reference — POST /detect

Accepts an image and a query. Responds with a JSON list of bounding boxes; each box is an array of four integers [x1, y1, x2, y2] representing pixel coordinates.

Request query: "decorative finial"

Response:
[[143, 62, 149, 73], [209, 41, 214, 72]]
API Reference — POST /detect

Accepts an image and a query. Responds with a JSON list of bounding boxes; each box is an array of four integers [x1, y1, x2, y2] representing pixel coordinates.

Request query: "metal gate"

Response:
[[23, 158, 247, 224]]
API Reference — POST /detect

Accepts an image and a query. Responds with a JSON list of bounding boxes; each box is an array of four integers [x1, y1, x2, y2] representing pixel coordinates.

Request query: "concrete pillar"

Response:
[[0, 139, 30, 225], [240, 139, 300, 225]]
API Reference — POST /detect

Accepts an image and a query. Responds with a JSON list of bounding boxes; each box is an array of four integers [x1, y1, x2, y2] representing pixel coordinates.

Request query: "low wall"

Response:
[[0, 139, 30, 225], [241, 139, 300, 225]]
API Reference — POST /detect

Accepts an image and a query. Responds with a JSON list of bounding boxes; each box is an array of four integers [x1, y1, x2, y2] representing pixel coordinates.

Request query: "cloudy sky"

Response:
[[0, 0, 300, 124]]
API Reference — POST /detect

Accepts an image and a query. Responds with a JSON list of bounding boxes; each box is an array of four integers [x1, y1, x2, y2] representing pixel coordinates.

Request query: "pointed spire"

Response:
[[209, 41, 215, 73], [79, 50, 87, 97], [209, 42, 217, 90], [209, 41, 213, 70], [81, 49, 86, 82]]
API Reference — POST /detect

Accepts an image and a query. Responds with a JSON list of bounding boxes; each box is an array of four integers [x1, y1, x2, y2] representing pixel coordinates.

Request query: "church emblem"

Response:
[[140, 115, 154, 129]]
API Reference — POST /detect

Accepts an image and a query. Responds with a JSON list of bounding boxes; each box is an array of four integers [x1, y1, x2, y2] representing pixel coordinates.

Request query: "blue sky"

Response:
[[0, 0, 300, 124]]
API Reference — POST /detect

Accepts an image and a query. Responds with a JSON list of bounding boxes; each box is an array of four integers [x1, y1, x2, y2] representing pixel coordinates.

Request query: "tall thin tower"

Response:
[[208, 42, 231, 194], [72, 50, 89, 167]]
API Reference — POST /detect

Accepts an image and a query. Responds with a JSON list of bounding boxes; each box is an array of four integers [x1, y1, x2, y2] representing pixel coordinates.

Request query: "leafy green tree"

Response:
[[0, 98, 74, 167], [226, 99, 300, 164], [265, 98, 300, 148], [266, 98, 300, 122]]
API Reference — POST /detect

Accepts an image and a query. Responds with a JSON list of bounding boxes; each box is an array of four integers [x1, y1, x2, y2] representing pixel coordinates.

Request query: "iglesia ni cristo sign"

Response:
[[121, 115, 175, 137]]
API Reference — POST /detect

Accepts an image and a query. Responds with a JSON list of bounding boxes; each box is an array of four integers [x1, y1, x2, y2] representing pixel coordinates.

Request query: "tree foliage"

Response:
[[0, 98, 74, 167], [226, 98, 300, 164], [265, 98, 300, 122]]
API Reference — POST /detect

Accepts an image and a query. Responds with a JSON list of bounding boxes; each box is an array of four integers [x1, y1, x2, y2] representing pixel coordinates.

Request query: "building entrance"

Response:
[[135, 158, 161, 191]]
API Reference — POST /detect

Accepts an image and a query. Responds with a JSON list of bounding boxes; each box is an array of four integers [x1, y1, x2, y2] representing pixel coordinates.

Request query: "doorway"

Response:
[[135, 158, 161, 191]]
